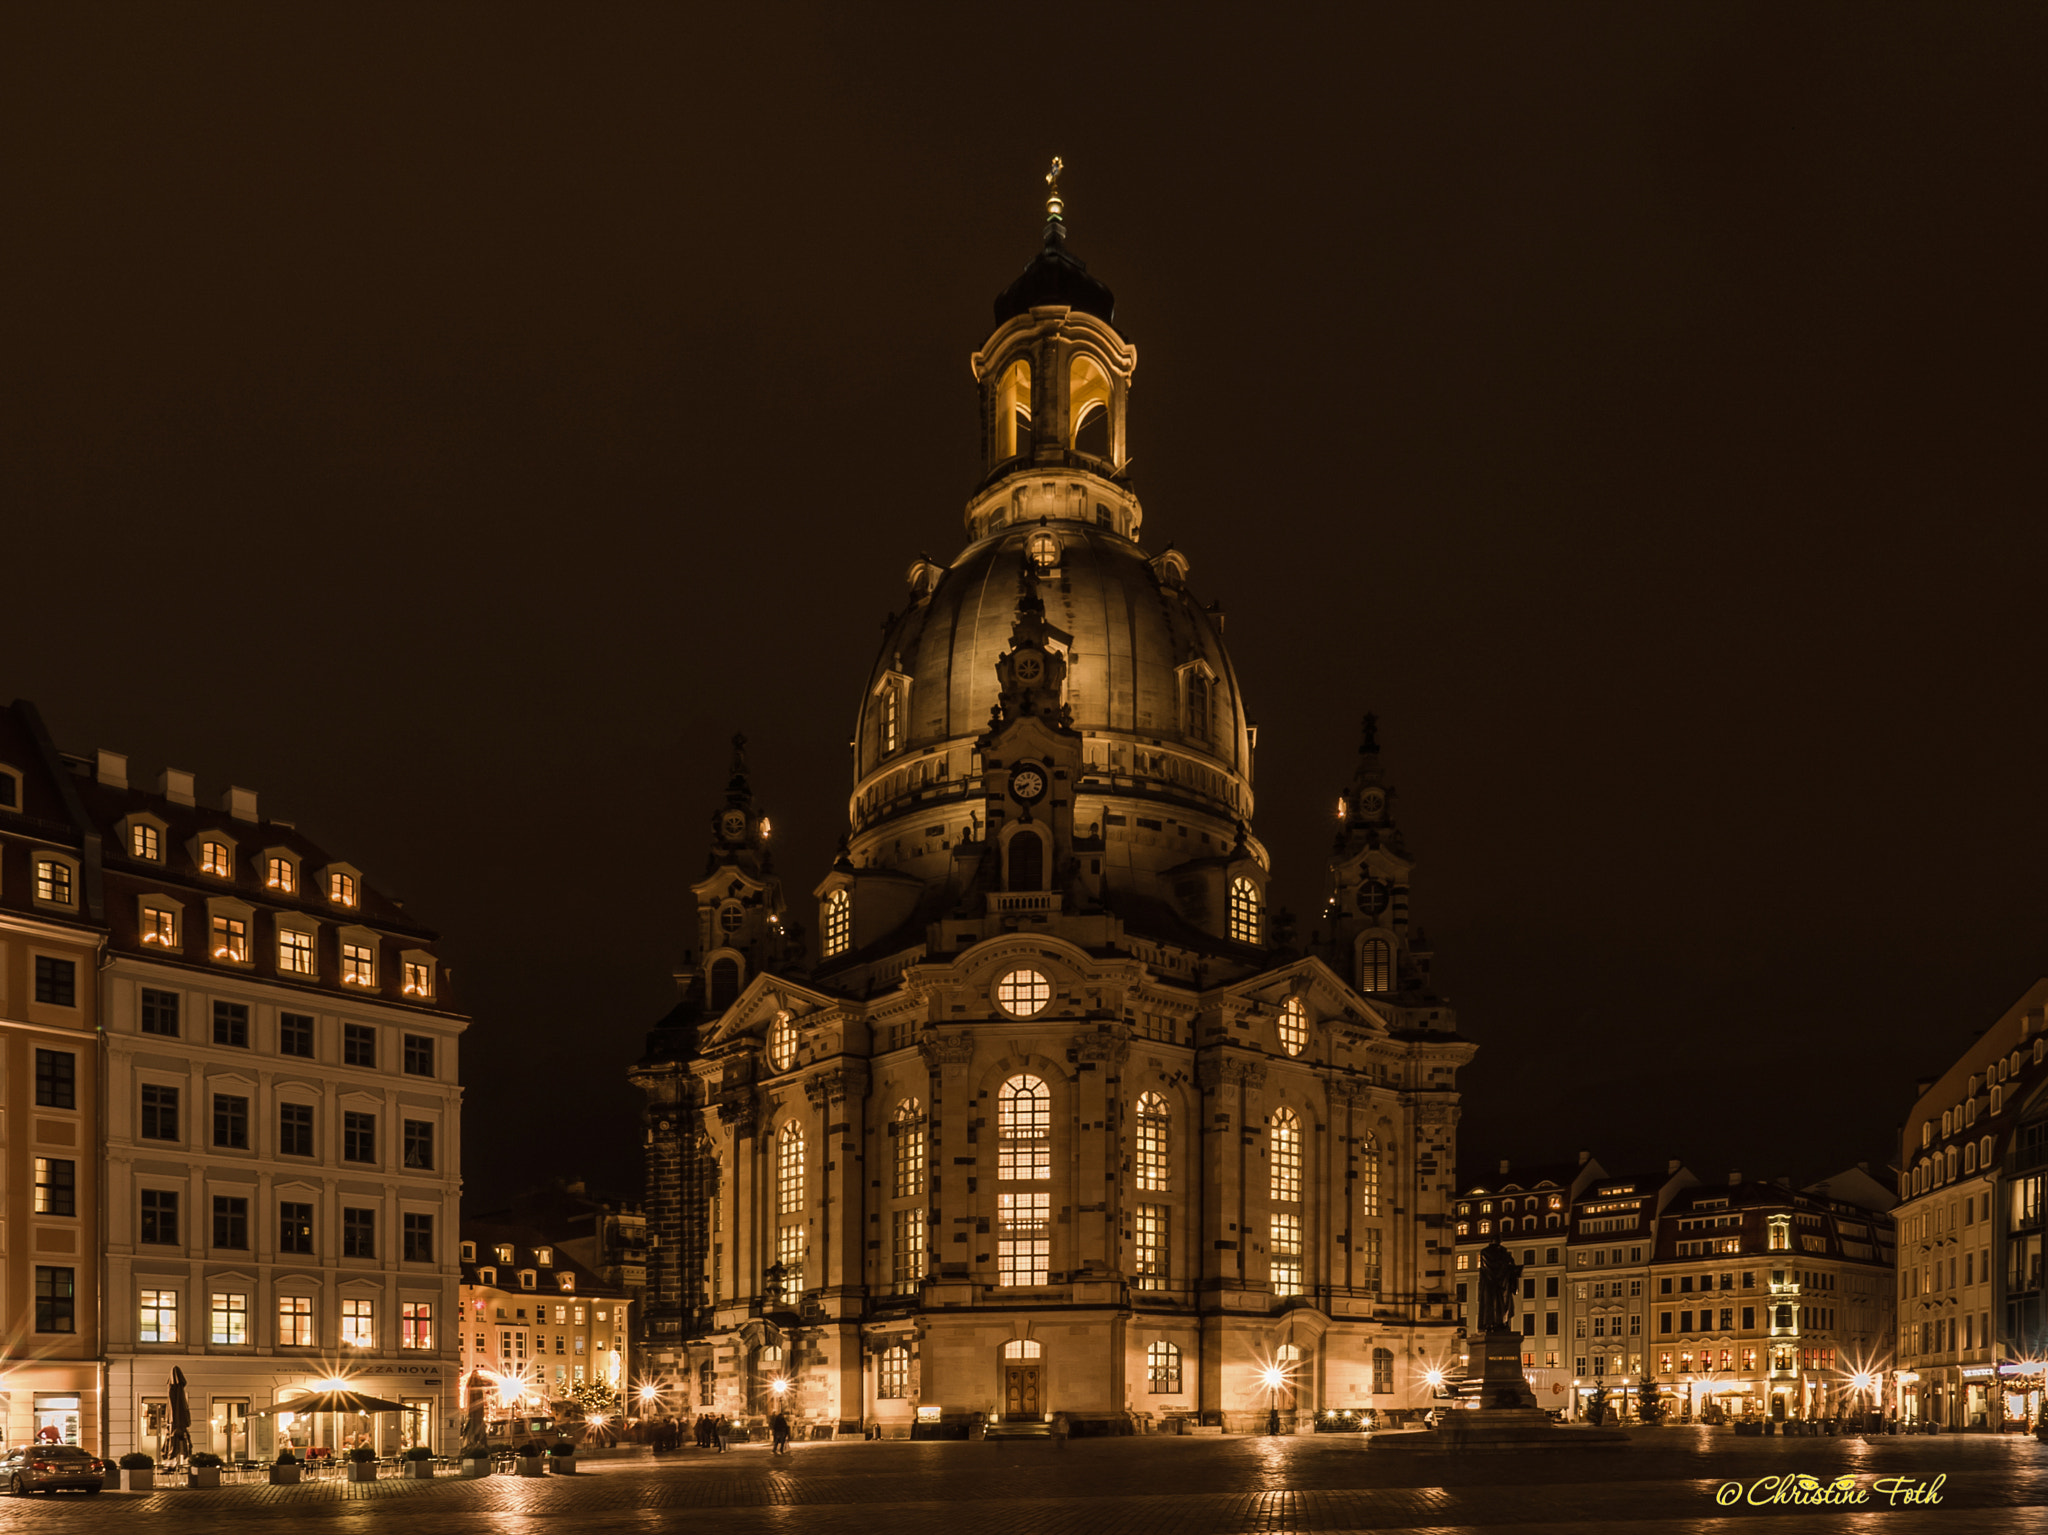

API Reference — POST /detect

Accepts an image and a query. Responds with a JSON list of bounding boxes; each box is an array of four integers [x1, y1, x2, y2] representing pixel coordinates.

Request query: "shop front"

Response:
[[1998, 1361, 2042, 1431], [116, 1359, 450, 1463], [0, 1365, 101, 1454]]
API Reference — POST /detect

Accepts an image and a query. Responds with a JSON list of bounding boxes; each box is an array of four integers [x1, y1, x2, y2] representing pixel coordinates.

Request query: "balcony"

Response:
[[988, 891, 1062, 918]]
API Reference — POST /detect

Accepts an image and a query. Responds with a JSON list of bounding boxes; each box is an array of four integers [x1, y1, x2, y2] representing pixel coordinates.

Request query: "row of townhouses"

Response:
[[0, 698, 467, 1459]]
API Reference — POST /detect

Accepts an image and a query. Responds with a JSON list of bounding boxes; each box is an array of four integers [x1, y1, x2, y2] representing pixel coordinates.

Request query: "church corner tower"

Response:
[[630, 162, 1476, 1435]]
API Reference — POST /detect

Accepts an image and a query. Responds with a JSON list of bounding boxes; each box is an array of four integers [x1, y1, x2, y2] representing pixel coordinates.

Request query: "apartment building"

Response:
[[457, 1227, 632, 1426]]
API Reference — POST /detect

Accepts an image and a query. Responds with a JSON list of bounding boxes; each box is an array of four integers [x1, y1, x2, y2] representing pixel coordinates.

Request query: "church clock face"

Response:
[[1010, 766, 1047, 804], [1359, 790, 1385, 817], [719, 810, 747, 840], [1013, 649, 1045, 685]]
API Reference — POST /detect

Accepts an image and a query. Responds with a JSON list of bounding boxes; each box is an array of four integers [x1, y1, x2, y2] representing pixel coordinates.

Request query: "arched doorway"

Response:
[[1000, 1339, 1042, 1421]]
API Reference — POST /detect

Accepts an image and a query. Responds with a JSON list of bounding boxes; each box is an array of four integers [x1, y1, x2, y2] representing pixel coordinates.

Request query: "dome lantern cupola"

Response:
[[968, 159, 1139, 539]]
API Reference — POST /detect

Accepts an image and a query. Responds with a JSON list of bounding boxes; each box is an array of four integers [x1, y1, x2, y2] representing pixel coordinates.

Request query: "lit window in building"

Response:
[[403, 961, 432, 998], [776, 1225, 805, 1294], [402, 1301, 434, 1349], [1360, 937, 1392, 992], [893, 1098, 925, 1197], [1271, 1213, 1303, 1297], [878, 1345, 912, 1399], [1027, 530, 1060, 569], [143, 907, 177, 946], [995, 967, 1052, 1018], [822, 889, 851, 958], [267, 856, 294, 891], [1134, 1093, 1170, 1192], [36, 859, 73, 905], [1146, 1340, 1182, 1393], [278, 1295, 314, 1346], [1359, 1226, 1383, 1296], [1277, 997, 1306, 1056], [882, 685, 900, 753], [892, 1206, 925, 1295], [330, 871, 357, 905], [211, 914, 248, 962], [1227, 877, 1260, 944], [1360, 1133, 1381, 1217], [342, 1298, 375, 1348], [777, 1120, 806, 1292], [342, 942, 375, 986], [132, 824, 161, 860], [768, 1013, 798, 1073], [279, 929, 313, 974], [33, 1157, 75, 1216], [998, 1075, 1051, 1180], [210, 1291, 248, 1345], [139, 1289, 180, 1343], [1270, 1108, 1302, 1203], [998, 1193, 1050, 1287], [1134, 1204, 1169, 1290], [201, 842, 231, 877]]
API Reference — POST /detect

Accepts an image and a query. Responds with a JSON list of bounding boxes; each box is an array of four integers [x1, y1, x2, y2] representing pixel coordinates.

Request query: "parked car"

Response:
[[3, 1445, 106, 1495]]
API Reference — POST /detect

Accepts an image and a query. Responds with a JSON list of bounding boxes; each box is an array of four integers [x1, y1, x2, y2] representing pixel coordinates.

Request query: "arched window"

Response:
[[878, 1345, 911, 1399], [709, 956, 741, 1010], [1070, 354, 1111, 458], [1007, 829, 1045, 891], [1026, 530, 1060, 569], [998, 1076, 1051, 1181], [1185, 672, 1211, 741], [776, 1120, 806, 1291], [767, 1013, 798, 1073], [1270, 1108, 1301, 1203], [1228, 877, 1261, 944], [893, 1098, 925, 1198], [1001, 1338, 1041, 1359], [1277, 997, 1307, 1056], [999, 358, 1032, 460], [1135, 1092, 1169, 1193], [1359, 937, 1392, 993], [1145, 1340, 1181, 1393], [1964, 1142, 1977, 1173], [1359, 1133, 1381, 1217], [823, 890, 851, 959]]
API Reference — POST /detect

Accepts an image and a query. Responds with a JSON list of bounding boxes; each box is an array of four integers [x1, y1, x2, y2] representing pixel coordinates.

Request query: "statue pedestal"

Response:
[[1376, 1333, 1627, 1454]]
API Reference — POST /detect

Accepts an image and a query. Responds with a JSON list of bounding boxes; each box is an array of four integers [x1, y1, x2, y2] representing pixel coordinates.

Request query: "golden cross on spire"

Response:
[[1045, 155, 1065, 221]]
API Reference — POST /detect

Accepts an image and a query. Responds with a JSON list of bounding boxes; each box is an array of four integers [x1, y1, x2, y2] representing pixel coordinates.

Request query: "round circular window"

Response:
[[994, 967, 1052, 1018], [1357, 879, 1391, 917]]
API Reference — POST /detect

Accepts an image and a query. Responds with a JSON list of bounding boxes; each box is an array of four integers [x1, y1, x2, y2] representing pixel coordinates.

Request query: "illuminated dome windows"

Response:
[[997, 358, 1032, 461], [1070, 354, 1112, 459]]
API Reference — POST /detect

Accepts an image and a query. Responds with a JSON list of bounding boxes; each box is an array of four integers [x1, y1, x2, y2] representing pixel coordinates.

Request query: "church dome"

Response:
[[993, 219, 1116, 329], [851, 518, 1253, 844]]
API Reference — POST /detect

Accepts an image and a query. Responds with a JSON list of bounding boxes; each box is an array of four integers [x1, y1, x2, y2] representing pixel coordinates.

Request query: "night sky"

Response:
[[10, 5, 2044, 1212]]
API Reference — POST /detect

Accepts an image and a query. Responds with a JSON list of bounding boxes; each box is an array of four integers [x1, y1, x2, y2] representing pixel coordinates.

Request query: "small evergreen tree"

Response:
[[1637, 1376, 1662, 1424]]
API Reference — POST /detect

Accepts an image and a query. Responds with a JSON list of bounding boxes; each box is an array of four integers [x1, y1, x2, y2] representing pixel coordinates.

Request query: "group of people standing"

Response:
[[643, 1412, 798, 1454]]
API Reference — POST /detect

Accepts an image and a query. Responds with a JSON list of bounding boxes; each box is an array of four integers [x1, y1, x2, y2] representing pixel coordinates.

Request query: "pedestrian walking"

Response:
[[1051, 1412, 1070, 1451], [769, 1410, 791, 1456]]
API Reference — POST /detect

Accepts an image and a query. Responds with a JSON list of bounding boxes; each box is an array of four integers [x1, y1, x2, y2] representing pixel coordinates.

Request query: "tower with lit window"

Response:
[[633, 164, 1476, 1435]]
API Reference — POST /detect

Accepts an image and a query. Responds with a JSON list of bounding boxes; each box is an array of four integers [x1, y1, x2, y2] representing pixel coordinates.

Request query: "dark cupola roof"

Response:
[[993, 158, 1116, 328]]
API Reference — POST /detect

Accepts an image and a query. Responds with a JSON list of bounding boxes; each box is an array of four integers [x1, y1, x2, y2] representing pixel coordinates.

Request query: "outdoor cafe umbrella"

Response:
[[165, 1367, 193, 1463], [256, 1388, 411, 1459]]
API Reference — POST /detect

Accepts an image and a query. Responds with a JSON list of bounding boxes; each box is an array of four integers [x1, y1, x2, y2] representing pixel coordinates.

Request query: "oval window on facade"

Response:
[[995, 967, 1052, 1018], [768, 1013, 798, 1072], [1277, 997, 1307, 1056]]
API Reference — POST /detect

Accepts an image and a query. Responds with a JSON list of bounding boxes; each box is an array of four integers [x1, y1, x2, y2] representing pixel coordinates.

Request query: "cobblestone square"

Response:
[[1, 1429, 2043, 1535]]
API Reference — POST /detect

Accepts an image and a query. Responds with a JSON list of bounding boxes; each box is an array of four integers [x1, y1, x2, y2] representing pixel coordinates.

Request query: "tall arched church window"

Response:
[[709, 956, 741, 1010], [999, 358, 1033, 459], [1145, 1340, 1181, 1393], [1134, 1093, 1170, 1193], [1269, 1108, 1301, 1203], [776, 1120, 806, 1291], [1185, 672, 1211, 741], [893, 1098, 925, 1198], [1360, 1133, 1381, 1217], [1359, 937, 1392, 993], [1007, 830, 1044, 892], [998, 1075, 1051, 1181], [1228, 877, 1261, 945], [1070, 354, 1112, 458], [1277, 997, 1307, 1057], [822, 890, 851, 959], [882, 686, 900, 754]]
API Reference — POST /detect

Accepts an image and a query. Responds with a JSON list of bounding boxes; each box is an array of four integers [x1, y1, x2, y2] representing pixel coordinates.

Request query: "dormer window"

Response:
[[0, 765, 19, 808], [460, 1241, 476, 1263], [403, 960, 432, 998], [211, 914, 248, 963], [342, 942, 376, 987], [131, 824, 161, 860], [535, 1247, 552, 1267], [35, 858, 74, 906], [266, 855, 296, 892], [201, 841, 232, 877], [142, 905, 178, 946], [279, 929, 315, 975], [330, 871, 357, 906], [495, 1245, 513, 1264], [478, 1267, 496, 1286], [519, 1269, 536, 1290], [558, 1272, 575, 1292]]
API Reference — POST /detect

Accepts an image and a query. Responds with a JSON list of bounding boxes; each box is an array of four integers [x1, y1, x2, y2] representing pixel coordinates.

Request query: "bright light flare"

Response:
[[1852, 1373, 1873, 1392], [771, 1377, 790, 1397], [588, 1413, 609, 1429], [1424, 1368, 1445, 1388], [639, 1384, 660, 1403], [1258, 1366, 1286, 1391]]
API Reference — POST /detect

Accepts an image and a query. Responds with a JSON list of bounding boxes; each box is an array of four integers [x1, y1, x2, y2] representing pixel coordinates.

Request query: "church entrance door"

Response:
[[1003, 1365, 1041, 1419]]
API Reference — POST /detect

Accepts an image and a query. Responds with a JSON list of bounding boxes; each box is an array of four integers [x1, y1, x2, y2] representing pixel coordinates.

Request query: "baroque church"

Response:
[[629, 170, 1476, 1434]]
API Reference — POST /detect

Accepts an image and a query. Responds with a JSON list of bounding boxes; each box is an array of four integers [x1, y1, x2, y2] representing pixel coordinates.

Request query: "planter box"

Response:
[[188, 1468, 222, 1488], [347, 1462, 378, 1483], [120, 1469, 156, 1491], [457, 1458, 493, 1479], [269, 1465, 302, 1485], [549, 1456, 577, 1474], [514, 1456, 545, 1477], [403, 1461, 435, 1479]]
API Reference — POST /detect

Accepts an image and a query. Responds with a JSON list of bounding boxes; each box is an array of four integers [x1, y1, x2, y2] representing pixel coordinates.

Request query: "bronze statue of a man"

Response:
[[1475, 1240, 1523, 1334]]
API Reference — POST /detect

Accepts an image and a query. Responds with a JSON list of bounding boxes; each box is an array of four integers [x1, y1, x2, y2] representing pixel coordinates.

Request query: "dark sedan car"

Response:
[[2, 1445, 105, 1494]]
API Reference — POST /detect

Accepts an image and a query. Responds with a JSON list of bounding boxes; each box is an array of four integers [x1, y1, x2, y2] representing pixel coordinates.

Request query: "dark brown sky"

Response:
[[8, 3, 2044, 1209]]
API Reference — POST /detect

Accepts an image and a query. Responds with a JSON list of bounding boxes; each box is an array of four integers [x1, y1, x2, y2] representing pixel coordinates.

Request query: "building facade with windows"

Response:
[[70, 744, 466, 1460], [457, 1228, 632, 1429], [631, 182, 1475, 1436], [1894, 978, 2048, 1431], [0, 702, 108, 1451]]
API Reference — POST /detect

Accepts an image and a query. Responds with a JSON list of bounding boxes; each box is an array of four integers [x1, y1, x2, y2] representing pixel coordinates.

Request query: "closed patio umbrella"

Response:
[[462, 1372, 491, 1453], [166, 1367, 194, 1463]]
